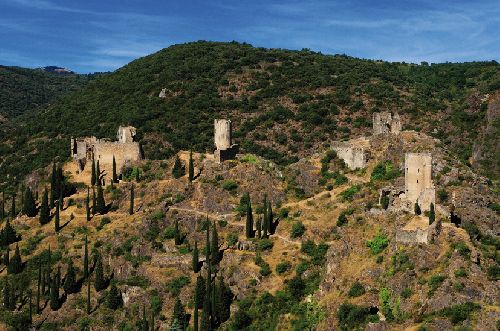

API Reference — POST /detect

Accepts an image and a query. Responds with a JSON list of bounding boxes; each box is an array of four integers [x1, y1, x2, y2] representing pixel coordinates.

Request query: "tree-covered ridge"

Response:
[[0, 65, 100, 118], [0, 41, 499, 189]]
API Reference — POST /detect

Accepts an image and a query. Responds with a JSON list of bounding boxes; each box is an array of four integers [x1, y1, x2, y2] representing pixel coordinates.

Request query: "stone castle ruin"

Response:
[[71, 126, 142, 176], [331, 137, 370, 170], [404, 153, 435, 212], [214, 119, 239, 163], [373, 112, 401, 135]]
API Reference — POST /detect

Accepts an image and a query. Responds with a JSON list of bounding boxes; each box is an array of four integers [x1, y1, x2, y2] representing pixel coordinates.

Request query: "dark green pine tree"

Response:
[[245, 199, 254, 239], [414, 202, 421, 215], [129, 185, 134, 215], [10, 193, 16, 218], [63, 260, 77, 294], [86, 275, 91, 315], [174, 219, 182, 245], [188, 150, 195, 182], [91, 158, 96, 187], [192, 241, 200, 273], [96, 182, 106, 214], [172, 297, 186, 330], [429, 203, 435, 224], [39, 189, 50, 225], [94, 253, 106, 291], [54, 202, 60, 232], [195, 275, 205, 309], [2, 219, 18, 246], [36, 262, 41, 313], [22, 188, 37, 217], [49, 273, 59, 310], [8, 243, 22, 274], [86, 188, 91, 221], [83, 236, 89, 279], [172, 156, 185, 179], [112, 156, 118, 183], [211, 221, 219, 264], [50, 162, 56, 209], [106, 283, 122, 309]]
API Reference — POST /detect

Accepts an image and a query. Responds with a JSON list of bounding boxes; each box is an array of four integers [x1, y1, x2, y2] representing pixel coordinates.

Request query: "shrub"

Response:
[[227, 232, 238, 247], [339, 185, 361, 202], [371, 161, 400, 181], [401, 287, 412, 298], [257, 238, 274, 251], [337, 303, 375, 331], [454, 268, 467, 278], [380, 195, 390, 209], [452, 241, 471, 259], [437, 188, 449, 202], [428, 275, 446, 296], [438, 302, 480, 324], [162, 226, 176, 239], [276, 261, 292, 275], [487, 265, 500, 280], [166, 276, 190, 296], [222, 180, 238, 192], [290, 221, 306, 238], [366, 233, 389, 254], [348, 281, 365, 297]]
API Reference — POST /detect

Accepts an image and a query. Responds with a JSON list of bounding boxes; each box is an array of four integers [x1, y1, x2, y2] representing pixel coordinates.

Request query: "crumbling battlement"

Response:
[[71, 126, 142, 178], [331, 137, 370, 170], [373, 112, 401, 135], [214, 119, 238, 163]]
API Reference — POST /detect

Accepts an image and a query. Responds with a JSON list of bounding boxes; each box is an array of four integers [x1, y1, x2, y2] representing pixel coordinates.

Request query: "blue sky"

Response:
[[1, 0, 499, 73]]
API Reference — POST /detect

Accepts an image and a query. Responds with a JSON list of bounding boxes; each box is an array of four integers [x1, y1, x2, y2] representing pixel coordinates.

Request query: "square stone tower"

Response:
[[404, 153, 435, 212], [373, 112, 401, 135], [214, 119, 238, 163], [117, 126, 137, 143]]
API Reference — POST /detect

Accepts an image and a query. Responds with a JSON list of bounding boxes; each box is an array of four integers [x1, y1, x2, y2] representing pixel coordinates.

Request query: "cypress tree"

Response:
[[414, 202, 421, 215], [96, 160, 101, 184], [0, 191, 4, 220], [83, 236, 89, 279], [195, 275, 205, 309], [3, 276, 10, 310], [10, 193, 16, 218], [172, 156, 185, 179], [63, 260, 77, 294], [188, 150, 195, 182], [192, 241, 199, 273], [91, 158, 96, 187], [8, 243, 22, 274], [256, 216, 262, 239], [23, 188, 37, 217], [174, 219, 181, 245], [172, 297, 186, 330], [142, 305, 149, 331], [86, 275, 91, 315], [92, 187, 96, 215], [36, 262, 41, 313], [268, 201, 274, 234], [94, 253, 106, 291], [129, 185, 134, 215], [200, 286, 211, 331], [205, 218, 210, 263], [107, 283, 122, 309], [50, 162, 56, 208], [194, 286, 199, 331], [429, 203, 435, 224], [3, 247, 9, 266], [50, 273, 59, 310], [151, 310, 155, 331], [96, 182, 106, 214], [112, 156, 118, 183], [58, 191, 63, 211], [217, 276, 232, 323], [54, 202, 60, 232], [56, 266, 61, 292], [86, 188, 91, 221], [39, 189, 50, 225], [135, 168, 140, 182], [29, 291, 33, 323], [2, 219, 18, 246], [245, 199, 253, 239], [211, 221, 219, 264]]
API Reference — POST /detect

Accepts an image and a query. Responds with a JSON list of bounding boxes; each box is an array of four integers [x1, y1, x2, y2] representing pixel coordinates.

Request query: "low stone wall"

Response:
[[396, 220, 441, 244]]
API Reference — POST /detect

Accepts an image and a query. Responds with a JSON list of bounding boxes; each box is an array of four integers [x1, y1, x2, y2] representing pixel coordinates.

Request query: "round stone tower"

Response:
[[214, 119, 232, 150]]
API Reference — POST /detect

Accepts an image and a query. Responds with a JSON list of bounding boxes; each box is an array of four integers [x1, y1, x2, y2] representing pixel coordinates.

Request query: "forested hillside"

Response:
[[0, 41, 499, 190], [0, 65, 99, 119]]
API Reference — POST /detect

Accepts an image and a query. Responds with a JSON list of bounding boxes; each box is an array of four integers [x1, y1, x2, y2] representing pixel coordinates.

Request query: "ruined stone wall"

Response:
[[396, 227, 430, 244], [373, 112, 401, 135], [117, 126, 137, 143], [214, 119, 232, 150], [93, 142, 141, 176], [332, 146, 366, 170], [405, 153, 433, 208]]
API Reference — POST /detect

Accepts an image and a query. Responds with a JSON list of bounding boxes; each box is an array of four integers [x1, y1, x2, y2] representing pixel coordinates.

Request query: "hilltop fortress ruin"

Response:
[[214, 119, 239, 163], [71, 126, 142, 177]]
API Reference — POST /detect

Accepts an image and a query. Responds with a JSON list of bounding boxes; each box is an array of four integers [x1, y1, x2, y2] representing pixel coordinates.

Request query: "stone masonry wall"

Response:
[[404, 153, 435, 211]]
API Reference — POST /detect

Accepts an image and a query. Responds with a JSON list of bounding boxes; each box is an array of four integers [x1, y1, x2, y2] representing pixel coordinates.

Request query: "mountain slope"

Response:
[[0, 65, 99, 119], [0, 41, 499, 190]]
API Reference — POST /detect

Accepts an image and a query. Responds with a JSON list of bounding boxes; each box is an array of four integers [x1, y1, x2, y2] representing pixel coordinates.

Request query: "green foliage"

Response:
[[428, 275, 446, 296], [301, 240, 328, 266], [437, 188, 449, 202], [400, 287, 412, 299], [380, 195, 390, 209], [257, 238, 274, 251], [371, 161, 400, 181], [226, 232, 238, 247], [106, 284, 122, 310], [438, 302, 481, 324], [275, 261, 292, 275], [337, 303, 377, 331], [172, 156, 185, 179], [337, 208, 354, 226], [451, 241, 471, 259], [290, 221, 306, 238], [454, 267, 468, 278], [166, 276, 190, 296], [366, 233, 389, 254], [389, 250, 414, 275], [339, 185, 361, 202], [222, 180, 238, 192], [348, 281, 365, 297]]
